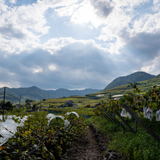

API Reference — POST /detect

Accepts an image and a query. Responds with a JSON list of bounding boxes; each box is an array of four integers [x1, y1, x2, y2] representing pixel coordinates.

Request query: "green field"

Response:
[[27, 96, 107, 116]]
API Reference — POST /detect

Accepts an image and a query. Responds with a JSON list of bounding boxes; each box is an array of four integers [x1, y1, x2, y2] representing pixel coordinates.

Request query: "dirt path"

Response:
[[62, 127, 104, 160]]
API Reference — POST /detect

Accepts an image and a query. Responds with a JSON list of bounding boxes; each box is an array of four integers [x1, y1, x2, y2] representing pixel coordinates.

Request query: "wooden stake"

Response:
[[3, 87, 6, 121], [19, 95, 21, 108], [123, 104, 160, 143]]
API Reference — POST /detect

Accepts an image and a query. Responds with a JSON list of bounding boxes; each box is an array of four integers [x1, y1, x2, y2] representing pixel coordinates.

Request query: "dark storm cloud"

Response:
[[119, 28, 160, 62], [18, 42, 116, 89], [90, 0, 114, 18], [0, 24, 25, 39], [0, 42, 118, 89], [1, 38, 154, 89], [52, 42, 113, 73]]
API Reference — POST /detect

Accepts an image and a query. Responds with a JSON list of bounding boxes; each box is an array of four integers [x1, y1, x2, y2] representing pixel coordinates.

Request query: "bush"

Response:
[[84, 104, 91, 108], [1, 101, 13, 111]]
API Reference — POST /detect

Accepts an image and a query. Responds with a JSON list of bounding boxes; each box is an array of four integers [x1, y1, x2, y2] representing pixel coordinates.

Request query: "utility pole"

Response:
[[19, 95, 21, 108], [3, 87, 6, 121]]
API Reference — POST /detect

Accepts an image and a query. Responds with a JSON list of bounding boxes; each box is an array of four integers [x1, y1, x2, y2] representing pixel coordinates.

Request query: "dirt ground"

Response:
[[62, 127, 104, 160]]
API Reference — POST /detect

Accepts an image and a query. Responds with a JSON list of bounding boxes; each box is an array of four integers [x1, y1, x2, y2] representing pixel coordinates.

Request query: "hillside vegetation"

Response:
[[88, 74, 160, 97], [104, 71, 155, 90]]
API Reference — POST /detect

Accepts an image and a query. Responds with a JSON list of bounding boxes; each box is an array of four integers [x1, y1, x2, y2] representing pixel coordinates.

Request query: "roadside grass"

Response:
[[86, 116, 160, 160]]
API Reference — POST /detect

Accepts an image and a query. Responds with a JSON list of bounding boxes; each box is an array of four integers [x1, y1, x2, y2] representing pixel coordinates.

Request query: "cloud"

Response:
[[90, 0, 114, 18], [140, 52, 160, 74], [0, 58, 20, 88], [43, 37, 75, 54], [0, 39, 118, 89], [117, 26, 160, 76], [0, 24, 25, 39], [0, 0, 160, 90], [112, 0, 150, 8], [133, 12, 160, 34], [120, 28, 160, 61], [9, 0, 16, 4], [55, 0, 109, 28]]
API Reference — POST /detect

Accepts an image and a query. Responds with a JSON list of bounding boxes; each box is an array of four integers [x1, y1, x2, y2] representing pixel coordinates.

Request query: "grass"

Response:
[[21, 96, 105, 116], [86, 115, 160, 160]]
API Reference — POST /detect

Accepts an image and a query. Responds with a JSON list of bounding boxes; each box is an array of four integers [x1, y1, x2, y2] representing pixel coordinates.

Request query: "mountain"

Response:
[[6, 86, 45, 100], [0, 88, 20, 101], [0, 86, 101, 102], [156, 74, 160, 78], [104, 71, 156, 90]]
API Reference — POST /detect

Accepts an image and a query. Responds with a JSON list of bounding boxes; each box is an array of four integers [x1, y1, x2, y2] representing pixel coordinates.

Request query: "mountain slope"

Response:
[[156, 74, 160, 78], [0, 88, 20, 101], [88, 73, 160, 97], [7, 86, 45, 100], [104, 71, 156, 90], [0, 86, 101, 102]]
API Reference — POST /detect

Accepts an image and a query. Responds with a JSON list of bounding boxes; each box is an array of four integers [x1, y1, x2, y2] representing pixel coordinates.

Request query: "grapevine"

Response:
[[0, 111, 87, 160], [94, 83, 160, 118]]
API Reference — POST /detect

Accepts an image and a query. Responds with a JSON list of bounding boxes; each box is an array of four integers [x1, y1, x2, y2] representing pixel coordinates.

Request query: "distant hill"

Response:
[[87, 72, 160, 97], [104, 71, 156, 90], [0, 86, 101, 102], [0, 88, 20, 101], [156, 74, 160, 78]]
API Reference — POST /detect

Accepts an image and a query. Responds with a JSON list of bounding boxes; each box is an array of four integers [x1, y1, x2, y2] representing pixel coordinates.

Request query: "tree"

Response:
[[25, 99, 34, 103], [4, 101, 13, 111], [32, 104, 36, 111]]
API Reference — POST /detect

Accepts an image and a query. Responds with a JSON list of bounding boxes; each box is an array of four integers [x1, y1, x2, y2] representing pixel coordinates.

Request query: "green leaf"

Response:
[[152, 102, 157, 110], [120, 98, 125, 104]]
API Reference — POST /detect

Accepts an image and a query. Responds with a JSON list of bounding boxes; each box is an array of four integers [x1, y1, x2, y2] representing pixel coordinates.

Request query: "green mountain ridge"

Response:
[[88, 73, 160, 97], [0, 86, 101, 103], [0, 71, 159, 103], [104, 71, 156, 90]]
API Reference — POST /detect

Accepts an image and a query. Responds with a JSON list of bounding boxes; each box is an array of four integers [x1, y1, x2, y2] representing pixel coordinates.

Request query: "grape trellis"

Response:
[[94, 84, 160, 143]]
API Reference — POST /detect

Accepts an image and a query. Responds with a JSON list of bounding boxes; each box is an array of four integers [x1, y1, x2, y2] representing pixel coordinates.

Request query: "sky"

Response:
[[0, 0, 160, 90]]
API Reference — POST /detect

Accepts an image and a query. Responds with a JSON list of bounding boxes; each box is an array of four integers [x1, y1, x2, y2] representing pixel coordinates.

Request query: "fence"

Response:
[[101, 104, 160, 143]]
